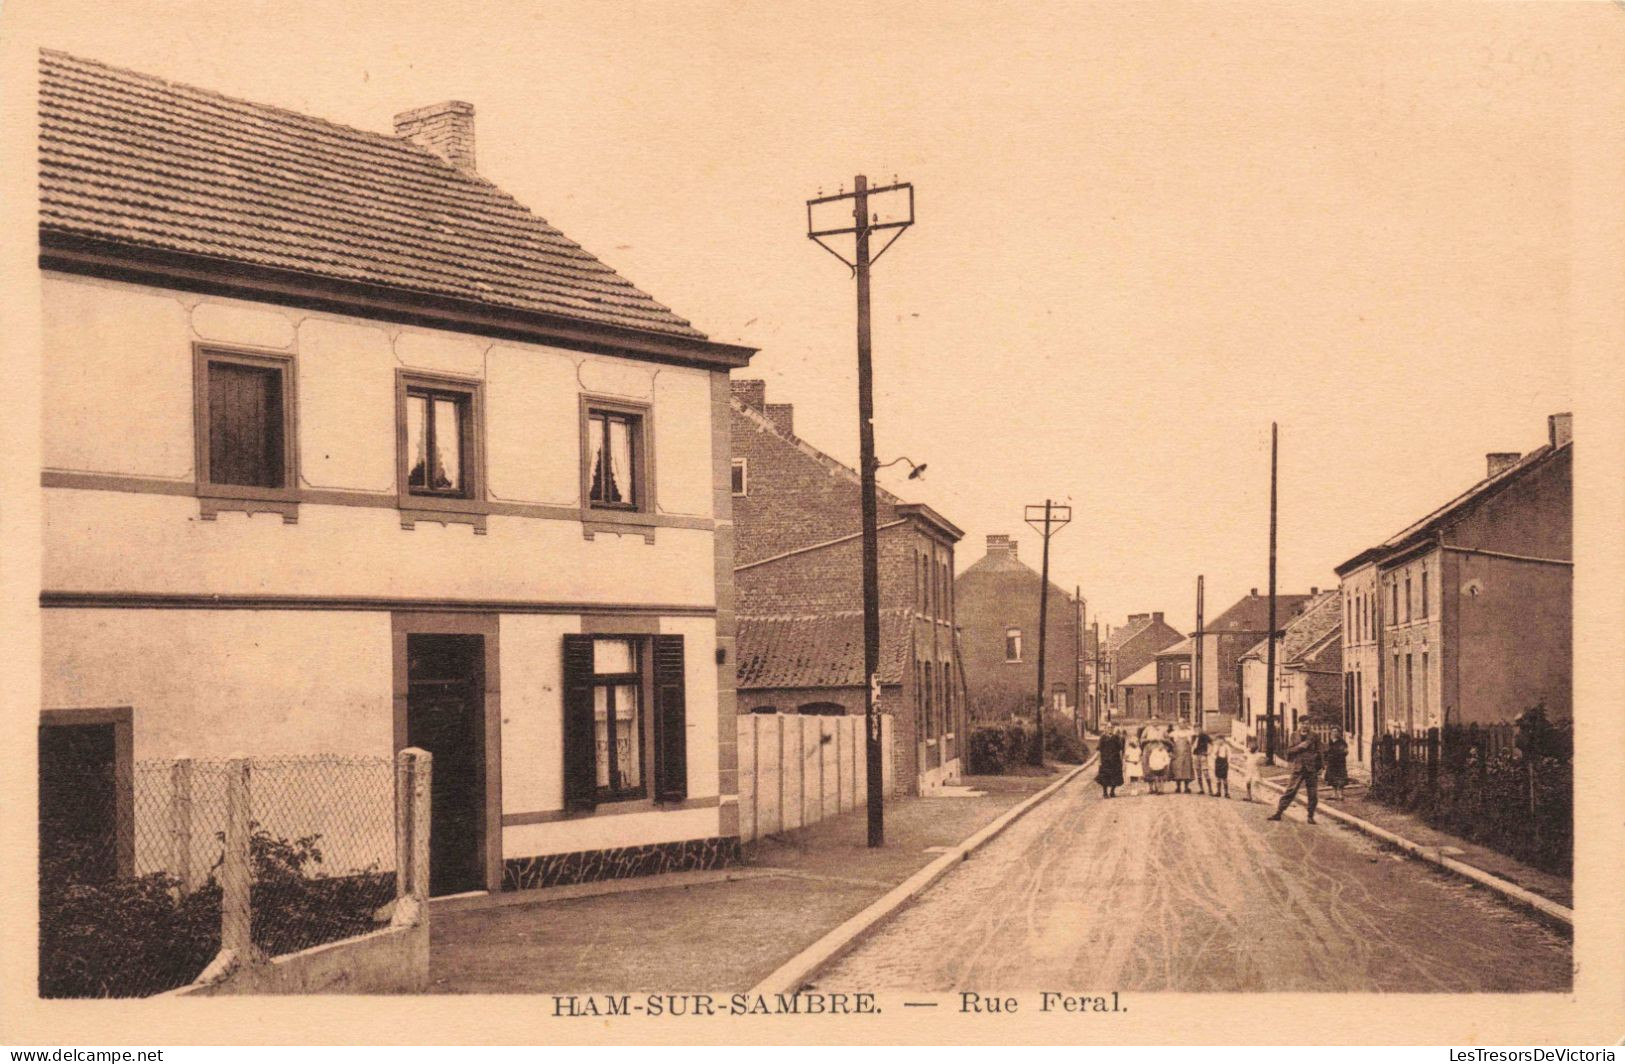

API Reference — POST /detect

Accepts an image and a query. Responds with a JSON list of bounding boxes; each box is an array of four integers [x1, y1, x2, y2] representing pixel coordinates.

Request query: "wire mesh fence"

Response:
[[40, 753, 404, 998]]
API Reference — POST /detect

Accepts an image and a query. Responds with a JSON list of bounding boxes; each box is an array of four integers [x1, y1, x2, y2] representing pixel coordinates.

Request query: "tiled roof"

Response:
[[1156, 636, 1195, 659], [38, 50, 705, 339], [1239, 589, 1342, 665], [736, 609, 913, 690], [1118, 660, 1159, 688], [1107, 616, 1154, 653], [1205, 592, 1316, 634], [1337, 435, 1571, 573]]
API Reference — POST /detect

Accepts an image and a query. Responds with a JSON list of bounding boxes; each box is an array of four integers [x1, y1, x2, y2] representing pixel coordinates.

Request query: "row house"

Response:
[[1153, 637, 1196, 722], [1101, 612, 1184, 717], [1334, 414, 1573, 763], [36, 52, 755, 896], [1236, 590, 1343, 744], [957, 535, 1085, 722], [1192, 588, 1317, 728], [729, 381, 967, 794]]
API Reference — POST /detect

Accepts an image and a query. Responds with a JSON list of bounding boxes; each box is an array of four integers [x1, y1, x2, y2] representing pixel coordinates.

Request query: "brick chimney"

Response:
[[1548, 412, 1572, 448], [1152, 612, 1164, 624], [765, 402, 794, 437], [1250, 588, 1259, 597], [1486, 452, 1521, 477], [394, 101, 476, 171], [731, 379, 767, 413], [986, 534, 1017, 560]]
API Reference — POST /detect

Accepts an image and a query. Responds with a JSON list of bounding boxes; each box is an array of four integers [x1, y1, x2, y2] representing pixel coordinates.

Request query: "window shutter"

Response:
[[652, 635, 687, 802], [561, 635, 597, 812]]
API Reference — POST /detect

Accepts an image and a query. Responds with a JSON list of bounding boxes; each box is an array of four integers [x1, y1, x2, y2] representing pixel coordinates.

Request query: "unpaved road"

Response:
[[816, 769, 1571, 992]]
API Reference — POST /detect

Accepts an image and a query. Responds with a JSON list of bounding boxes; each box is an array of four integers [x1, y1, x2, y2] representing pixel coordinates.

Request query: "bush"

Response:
[[39, 824, 394, 998], [966, 716, 1090, 773]]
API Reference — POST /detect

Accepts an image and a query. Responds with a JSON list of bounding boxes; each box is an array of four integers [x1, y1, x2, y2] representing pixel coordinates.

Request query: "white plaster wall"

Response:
[[43, 281, 195, 478], [41, 609, 393, 760], [41, 275, 721, 602], [502, 807, 721, 859], [497, 613, 579, 816], [45, 492, 716, 604]]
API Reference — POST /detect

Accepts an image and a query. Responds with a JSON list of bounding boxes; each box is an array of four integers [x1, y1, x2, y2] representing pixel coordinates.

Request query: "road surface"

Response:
[[816, 768, 1571, 992]]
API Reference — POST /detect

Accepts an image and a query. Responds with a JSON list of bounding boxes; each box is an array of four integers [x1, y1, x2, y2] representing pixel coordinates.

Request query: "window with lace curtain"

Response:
[[580, 398, 652, 516]]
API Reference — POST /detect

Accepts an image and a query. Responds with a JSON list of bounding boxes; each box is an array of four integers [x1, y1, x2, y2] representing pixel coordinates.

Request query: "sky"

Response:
[[5, 0, 1607, 633]]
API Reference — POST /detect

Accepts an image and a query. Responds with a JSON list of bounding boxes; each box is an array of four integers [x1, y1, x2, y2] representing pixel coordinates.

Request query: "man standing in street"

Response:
[[1267, 724, 1323, 824]]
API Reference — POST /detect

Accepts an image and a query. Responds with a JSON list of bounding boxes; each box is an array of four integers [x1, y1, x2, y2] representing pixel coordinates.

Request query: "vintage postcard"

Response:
[[2, 0, 1623, 1047]]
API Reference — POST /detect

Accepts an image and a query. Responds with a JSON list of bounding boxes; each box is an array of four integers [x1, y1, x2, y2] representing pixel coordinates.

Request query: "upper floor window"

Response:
[[1178, 662, 1191, 682], [397, 372, 482, 506], [1391, 580, 1399, 621], [731, 458, 748, 497], [195, 347, 296, 495], [1404, 571, 1413, 623], [586, 407, 644, 510], [1421, 566, 1429, 618], [1005, 628, 1023, 662]]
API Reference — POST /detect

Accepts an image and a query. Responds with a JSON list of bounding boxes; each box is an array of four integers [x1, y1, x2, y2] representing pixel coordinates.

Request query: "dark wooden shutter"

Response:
[[208, 361, 284, 488], [561, 635, 597, 812], [652, 635, 687, 803]]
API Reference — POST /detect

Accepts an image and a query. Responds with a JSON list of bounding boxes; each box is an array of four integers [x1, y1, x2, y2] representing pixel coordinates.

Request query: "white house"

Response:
[[37, 51, 755, 895]]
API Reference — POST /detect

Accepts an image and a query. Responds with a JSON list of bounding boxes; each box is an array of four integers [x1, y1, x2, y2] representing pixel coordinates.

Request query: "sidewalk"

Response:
[[1258, 767, 1571, 909], [425, 769, 1070, 993]]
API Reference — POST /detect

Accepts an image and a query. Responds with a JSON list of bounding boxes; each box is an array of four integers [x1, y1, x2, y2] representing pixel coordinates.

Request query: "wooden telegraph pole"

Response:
[[1025, 501, 1071, 765], [1265, 423, 1279, 765], [806, 175, 915, 846]]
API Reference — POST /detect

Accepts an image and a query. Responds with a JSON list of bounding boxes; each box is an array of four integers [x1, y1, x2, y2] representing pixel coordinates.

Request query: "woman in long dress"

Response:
[[1096, 727, 1125, 798], [1323, 728, 1350, 800], [1169, 727, 1196, 794]]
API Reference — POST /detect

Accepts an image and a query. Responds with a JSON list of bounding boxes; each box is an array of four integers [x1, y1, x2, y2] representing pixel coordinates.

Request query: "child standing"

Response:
[[1125, 739, 1144, 796], [1243, 738, 1265, 802], [1212, 739, 1231, 798]]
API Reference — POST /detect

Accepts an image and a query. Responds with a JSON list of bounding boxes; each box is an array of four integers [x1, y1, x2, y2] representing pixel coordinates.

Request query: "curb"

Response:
[[429, 867, 781, 915], [747, 754, 1098, 995], [1257, 776, 1573, 929]]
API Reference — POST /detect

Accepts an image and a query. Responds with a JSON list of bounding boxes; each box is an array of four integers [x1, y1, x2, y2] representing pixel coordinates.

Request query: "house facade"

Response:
[[957, 534, 1084, 722], [1102, 612, 1184, 717], [37, 52, 755, 895], [1195, 589, 1316, 724], [1154, 638, 1195, 722], [1116, 661, 1159, 719], [729, 381, 967, 794], [1335, 415, 1573, 761], [1235, 590, 1343, 743]]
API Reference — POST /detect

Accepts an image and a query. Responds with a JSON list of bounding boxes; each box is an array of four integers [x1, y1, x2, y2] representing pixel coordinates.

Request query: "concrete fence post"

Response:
[[221, 755, 252, 960], [169, 756, 197, 892], [395, 748, 432, 910]]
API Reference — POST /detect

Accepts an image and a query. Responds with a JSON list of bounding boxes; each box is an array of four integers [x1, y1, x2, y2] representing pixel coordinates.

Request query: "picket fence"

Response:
[[736, 713, 894, 844]]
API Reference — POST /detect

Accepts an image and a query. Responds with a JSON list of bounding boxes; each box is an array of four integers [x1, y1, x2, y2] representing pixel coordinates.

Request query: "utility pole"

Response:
[[1075, 589, 1084, 739], [807, 175, 915, 846], [1092, 620, 1105, 737], [1025, 501, 1070, 764], [1265, 422, 1279, 765], [1193, 575, 1205, 728]]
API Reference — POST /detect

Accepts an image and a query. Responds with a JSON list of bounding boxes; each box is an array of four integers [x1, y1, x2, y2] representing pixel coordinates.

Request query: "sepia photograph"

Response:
[[1, 0, 1622, 1049]]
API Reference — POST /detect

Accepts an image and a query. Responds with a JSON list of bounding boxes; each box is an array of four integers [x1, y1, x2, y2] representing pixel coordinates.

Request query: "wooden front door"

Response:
[[406, 634, 485, 897]]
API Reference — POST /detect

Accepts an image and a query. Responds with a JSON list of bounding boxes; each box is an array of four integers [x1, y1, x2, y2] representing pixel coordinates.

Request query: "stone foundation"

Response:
[[502, 835, 740, 892]]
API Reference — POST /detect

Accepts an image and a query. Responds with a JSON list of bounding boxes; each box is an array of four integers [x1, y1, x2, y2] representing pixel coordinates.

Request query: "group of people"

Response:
[[1094, 720, 1352, 817]]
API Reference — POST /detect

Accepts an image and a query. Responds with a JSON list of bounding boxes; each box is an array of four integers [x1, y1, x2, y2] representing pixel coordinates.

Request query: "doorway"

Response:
[[405, 633, 486, 896]]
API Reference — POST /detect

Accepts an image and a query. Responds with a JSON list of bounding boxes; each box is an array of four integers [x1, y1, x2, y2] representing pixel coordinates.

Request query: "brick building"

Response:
[[1335, 414, 1573, 763], [1154, 637, 1196, 722], [956, 535, 1087, 722], [1102, 612, 1184, 716], [1193, 589, 1317, 727], [730, 381, 967, 795], [1237, 589, 1343, 743]]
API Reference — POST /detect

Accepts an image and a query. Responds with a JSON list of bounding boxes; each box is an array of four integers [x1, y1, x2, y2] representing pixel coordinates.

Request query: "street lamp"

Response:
[[875, 456, 927, 480]]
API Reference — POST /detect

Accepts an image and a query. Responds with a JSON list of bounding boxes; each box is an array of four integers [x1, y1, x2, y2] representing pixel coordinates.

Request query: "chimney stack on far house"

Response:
[[765, 403, 795, 437], [1250, 588, 1259, 597], [1548, 412, 1573, 449], [986, 534, 1017, 560], [1487, 452, 1521, 478], [731, 379, 767, 414], [395, 101, 477, 171], [1152, 612, 1164, 624]]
